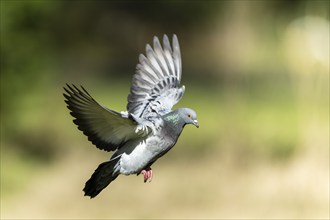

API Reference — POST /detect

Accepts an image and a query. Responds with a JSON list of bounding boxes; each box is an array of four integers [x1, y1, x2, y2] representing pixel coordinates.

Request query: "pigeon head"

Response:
[[178, 108, 199, 128]]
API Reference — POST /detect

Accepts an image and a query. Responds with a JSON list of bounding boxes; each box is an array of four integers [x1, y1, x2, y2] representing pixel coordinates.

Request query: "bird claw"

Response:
[[140, 167, 153, 183]]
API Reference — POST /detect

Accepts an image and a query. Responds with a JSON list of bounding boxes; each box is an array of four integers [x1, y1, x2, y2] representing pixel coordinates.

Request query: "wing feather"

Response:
[[64, 84, 148, 152], [153, 37, 170, 76], [172, 35, 182, 81], [127, 34, 185, 118]]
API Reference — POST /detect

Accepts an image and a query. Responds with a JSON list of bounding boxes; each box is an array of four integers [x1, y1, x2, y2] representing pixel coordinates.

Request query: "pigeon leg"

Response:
[[140, 167, 153, 183]]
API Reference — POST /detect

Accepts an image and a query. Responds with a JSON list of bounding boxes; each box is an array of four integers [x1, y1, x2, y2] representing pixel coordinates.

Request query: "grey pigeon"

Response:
[[63, 34, 198, 198]]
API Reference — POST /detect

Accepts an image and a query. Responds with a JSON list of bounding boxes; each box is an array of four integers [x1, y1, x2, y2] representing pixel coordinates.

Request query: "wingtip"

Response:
[[153, 35, 163, 52], [145, 43, 153, 53], [63, 83, 75, 97], [64, 83, 78, 92], [163, 34, 169, 41], [150, 34, 178, 51], [153, 35, 160, 45], [63, 83, 71, 91], [172, 34, 179, 48]]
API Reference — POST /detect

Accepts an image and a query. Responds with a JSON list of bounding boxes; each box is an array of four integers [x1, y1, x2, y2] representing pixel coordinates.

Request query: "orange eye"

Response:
[[187, 114, 191, 118]]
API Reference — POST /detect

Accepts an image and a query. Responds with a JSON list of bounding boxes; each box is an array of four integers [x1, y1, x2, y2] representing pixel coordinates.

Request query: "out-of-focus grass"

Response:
[[2, 139, 329, 219]]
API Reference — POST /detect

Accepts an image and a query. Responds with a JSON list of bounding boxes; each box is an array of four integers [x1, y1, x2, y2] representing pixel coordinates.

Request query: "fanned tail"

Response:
[[83, 158, 120, 198]]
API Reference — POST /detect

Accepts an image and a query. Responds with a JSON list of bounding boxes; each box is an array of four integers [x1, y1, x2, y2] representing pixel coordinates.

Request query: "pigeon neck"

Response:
[[162, 110, 185, 129]]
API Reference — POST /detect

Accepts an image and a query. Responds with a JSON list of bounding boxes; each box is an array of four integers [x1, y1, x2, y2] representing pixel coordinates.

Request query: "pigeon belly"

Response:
[[119, 135, 171, 175]]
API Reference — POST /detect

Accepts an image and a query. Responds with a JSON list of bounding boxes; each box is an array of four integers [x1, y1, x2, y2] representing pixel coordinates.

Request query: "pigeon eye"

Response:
[[187, 114, 191, 118]]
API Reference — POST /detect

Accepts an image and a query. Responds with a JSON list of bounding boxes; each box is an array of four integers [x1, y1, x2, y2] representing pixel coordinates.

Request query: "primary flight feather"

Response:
[[63, 34, 198, 198]]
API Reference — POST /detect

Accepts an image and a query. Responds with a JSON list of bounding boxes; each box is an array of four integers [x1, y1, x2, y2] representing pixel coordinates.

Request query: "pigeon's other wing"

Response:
[[127, 34, 185, 119], [64, 84, 149, 152]]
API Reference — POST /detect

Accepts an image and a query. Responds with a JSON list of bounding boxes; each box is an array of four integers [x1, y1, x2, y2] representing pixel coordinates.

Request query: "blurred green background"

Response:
[[1, 1, 329, 219]]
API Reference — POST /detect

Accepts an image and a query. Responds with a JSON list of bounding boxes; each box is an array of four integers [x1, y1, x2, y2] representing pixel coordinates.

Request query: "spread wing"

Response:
[[127, 34, 185, 119], [64, 84, 148, 152]]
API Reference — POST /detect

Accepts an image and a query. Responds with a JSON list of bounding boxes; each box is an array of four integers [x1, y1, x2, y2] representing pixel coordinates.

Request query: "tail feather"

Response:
[[83, 159, 119, 198]]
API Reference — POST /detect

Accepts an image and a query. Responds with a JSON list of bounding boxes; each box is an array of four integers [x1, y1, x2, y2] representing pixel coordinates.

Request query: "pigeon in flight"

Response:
[[63, 34, 198, 198]]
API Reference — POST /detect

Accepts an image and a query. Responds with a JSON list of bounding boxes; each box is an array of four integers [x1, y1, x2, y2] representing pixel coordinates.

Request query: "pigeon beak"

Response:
[[193, 120, 199, 128]]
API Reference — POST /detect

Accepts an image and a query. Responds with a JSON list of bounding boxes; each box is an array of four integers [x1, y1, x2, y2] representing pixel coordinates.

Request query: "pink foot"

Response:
[[140, 167, 153, 183]]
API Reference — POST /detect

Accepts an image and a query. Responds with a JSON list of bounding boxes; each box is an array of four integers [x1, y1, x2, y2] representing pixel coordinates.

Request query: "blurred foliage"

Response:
[[0, 1, 329, 219]]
